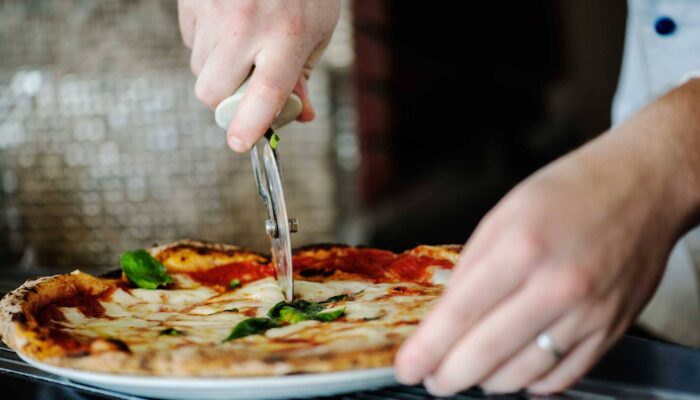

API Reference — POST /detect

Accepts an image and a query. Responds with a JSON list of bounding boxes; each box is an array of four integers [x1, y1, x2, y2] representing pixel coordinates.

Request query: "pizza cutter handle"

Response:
[[214, 79, 303, 131]]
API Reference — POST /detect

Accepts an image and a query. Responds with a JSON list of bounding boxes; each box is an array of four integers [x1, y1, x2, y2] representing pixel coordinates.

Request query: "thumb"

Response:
[[293, 77, 315, 122]]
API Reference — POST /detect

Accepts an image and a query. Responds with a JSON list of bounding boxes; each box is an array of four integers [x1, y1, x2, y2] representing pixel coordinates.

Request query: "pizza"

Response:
[[0, 240, 460, 376]]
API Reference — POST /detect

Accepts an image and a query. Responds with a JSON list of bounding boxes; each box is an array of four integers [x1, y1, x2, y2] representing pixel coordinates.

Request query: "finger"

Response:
[[177, 0, 196, 49], [190, 26, 219, 76], [195, 40, 255, 109], [294, 77, 315, 122], [424, 267, 589, 396], [226, 44, 306, 152], [527, 330, 606, 394], [394, 229, 541, 386], [480, 304, 591, 394]]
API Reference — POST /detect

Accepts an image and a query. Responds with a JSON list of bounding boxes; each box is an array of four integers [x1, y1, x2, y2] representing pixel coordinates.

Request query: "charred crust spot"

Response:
[[11, 313, 27, 324], [106, 338, 131, 353], [293, 243, 350, 253], [99, 269, 122, 279], [298, 268, 327, 277], [162, 242, 267, 260], [196, 247, 212, 256], [66, 351, 90, 358], [263, 354, 285, 363]]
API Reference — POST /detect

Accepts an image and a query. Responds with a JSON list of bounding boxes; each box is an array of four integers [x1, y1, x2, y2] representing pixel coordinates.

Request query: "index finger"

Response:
[[226, 44, 305, 152], [394, 229, 542, 385]]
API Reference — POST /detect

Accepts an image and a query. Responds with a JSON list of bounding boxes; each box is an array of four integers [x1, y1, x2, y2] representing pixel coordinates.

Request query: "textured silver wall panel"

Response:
[[0, 0, 352, 271]]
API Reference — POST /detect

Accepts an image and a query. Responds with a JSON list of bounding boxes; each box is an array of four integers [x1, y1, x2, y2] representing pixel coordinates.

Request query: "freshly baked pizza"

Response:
[[0, 240, 460, 376]]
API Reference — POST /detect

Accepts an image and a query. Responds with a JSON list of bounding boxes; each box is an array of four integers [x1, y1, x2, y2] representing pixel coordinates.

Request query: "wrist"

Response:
[[615, 80, 700, 236]]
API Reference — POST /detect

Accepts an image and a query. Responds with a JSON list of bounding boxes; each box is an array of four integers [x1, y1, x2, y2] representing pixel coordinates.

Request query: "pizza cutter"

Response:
[[214, 80, 302, 302]]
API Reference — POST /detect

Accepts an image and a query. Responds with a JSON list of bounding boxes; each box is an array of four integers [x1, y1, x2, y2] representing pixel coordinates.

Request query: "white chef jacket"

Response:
[[614, 0, 700, 347]]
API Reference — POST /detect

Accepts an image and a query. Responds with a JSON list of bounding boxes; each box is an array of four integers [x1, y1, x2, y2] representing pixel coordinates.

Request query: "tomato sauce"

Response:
[[390, 255, 452, 281], [294, 249, 453, 282], [186, 261, 274, 288], [35, 289, 112, 355], [294, 249, 396, 280]]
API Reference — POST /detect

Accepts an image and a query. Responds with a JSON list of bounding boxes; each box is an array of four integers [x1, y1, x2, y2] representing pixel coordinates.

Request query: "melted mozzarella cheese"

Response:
[[56, 272, 446, 354], [294, 280, 369, 301], [188, 277, 283, 316]]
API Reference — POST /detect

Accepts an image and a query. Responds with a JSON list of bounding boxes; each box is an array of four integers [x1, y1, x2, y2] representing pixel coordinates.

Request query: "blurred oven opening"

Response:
[[349, 0, 626, 251]]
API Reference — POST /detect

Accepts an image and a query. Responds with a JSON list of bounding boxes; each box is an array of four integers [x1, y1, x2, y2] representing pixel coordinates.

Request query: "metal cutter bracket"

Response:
[[251, 129, 297, 301]]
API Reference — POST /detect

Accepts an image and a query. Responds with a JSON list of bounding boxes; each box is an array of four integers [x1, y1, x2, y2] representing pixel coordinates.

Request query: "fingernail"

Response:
[[228, 135, 249, 153], [424, 376, 453, 397]]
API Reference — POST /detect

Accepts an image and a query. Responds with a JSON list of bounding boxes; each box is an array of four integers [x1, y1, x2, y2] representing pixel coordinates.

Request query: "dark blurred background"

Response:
[[353, 1, 626, 251], [0, 0, 627, 273]]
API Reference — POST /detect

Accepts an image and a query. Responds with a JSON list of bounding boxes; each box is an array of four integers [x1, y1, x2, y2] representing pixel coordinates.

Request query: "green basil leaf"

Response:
[[229, 278, 241, 289], [267, 300, 323, 318], [313, 308, 346, 322], [267, 301, 288, 318], [279, 306, 310, 323], [319, 294, 350, 304], [293, 300, 323, 315], [224, 317, 281, 342], [159, 328, 185, 336], [120, 249, 173, 290]]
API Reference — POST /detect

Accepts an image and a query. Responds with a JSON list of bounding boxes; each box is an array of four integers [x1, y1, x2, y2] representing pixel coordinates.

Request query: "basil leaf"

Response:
[[293, 300, 323, 315], [159, 328, 185, 336], [314, 308, 346, 322], [267, 300, 323, 318], [229, 278, 241, 289], [120, 249, 173, 290], [267, 301, 287, 318], [319, 294, 350, 304], [224, 317, 280, 342], [279, 306, 310, 323]]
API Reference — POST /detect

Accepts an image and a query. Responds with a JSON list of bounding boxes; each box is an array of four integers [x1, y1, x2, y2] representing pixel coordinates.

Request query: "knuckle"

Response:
[[190, 56, 202, 76], [224, 14, 253, 37], [281, 13, 306, 39], [254, 80, 288, 107], [505, 228, 546, 275], [513, 229, 546, 265], [558, 268, 594, 303], [540, 268, 594, 307], [236, 0, 259, 21], [470, 337, 501, 365], [194, 78, 219, 108]]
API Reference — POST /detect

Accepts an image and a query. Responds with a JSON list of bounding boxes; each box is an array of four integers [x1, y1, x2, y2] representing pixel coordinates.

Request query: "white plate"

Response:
[[19, 353, 396, 400]]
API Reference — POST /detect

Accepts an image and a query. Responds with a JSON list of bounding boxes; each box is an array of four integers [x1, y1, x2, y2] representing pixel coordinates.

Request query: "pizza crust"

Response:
[[0, 271, 114, 359], [0, 239, 461, 376]]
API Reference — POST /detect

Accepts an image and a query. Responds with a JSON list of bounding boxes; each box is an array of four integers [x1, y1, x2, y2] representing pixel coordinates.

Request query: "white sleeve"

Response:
[[680, 69, 700, 85]]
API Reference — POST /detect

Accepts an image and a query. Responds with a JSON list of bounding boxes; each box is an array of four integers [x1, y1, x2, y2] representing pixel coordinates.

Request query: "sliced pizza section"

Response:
[[0, 240, 460, 376]]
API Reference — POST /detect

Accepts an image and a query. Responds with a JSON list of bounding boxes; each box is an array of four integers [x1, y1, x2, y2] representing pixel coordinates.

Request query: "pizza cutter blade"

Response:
[[251, 129, 297, 302]]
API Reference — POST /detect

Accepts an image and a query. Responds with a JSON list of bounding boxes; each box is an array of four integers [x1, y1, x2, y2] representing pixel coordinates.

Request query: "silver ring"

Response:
[[536, 332, 564, 360]]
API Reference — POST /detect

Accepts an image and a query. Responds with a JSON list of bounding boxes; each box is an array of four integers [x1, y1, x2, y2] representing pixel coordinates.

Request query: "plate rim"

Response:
[[18, 352, 397, 387]]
